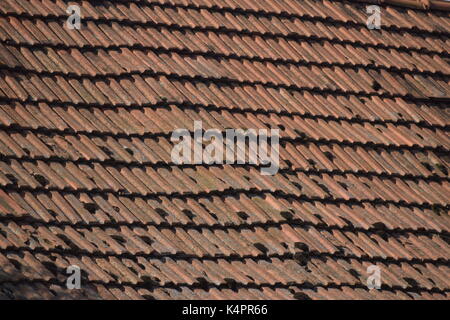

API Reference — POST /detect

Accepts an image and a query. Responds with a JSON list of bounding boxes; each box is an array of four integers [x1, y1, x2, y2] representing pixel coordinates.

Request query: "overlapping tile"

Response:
[[0, 0, 449, 300]]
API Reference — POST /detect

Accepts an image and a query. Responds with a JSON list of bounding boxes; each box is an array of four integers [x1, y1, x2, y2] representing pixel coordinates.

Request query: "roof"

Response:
[[358, 0, 450, 10], [0, 0, 449, 300]]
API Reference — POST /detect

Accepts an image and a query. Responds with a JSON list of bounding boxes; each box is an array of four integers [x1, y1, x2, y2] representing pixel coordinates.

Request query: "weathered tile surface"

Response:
[[0, 0, 449, 300]]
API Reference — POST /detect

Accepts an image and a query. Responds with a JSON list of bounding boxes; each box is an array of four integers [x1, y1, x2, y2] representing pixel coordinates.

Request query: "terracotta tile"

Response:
[[0, 0, 448, 300]]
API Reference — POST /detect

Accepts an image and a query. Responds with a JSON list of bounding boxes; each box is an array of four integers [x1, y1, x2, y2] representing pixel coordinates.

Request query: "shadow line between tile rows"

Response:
[[1, 5, 448, 59], [2, 245, 450, 269], [2, 40, 449, 79], [1, 211, 448, 238], [1, 96, 448, 129], [55, 0, 450, 36], [2, 185, 449, 211]]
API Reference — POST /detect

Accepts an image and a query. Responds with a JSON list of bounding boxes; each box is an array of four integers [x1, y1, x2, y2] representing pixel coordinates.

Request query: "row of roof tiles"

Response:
[[1, 5, 449, 55], [1, 75, 448, 127], [1, 0, 449, 34], [0, 0, 448, 301], [1, 48, 449, 99], [0, 99, 448, 149], [1, 185, 449, 230], [3, 121, 448, 164], [1, 214, 449, 262], [0, 128, 448, 179], [2, 242, 449, 299], [2, 35, 448, 77], [1, 245, 449, 290], [3, 281, 448, 300], [1, 156, 449, 206]]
